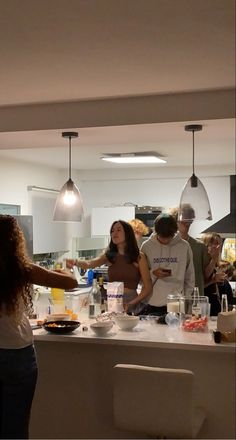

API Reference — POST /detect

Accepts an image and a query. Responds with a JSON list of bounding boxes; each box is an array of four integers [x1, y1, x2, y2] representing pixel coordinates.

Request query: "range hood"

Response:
[[202, 175, 236, 238]]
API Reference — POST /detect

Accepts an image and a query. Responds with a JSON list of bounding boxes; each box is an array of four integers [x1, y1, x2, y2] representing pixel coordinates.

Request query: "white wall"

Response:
[[0, 157, 82, 255], [0, 156, 231, 242], [78, 166, 231, 238]]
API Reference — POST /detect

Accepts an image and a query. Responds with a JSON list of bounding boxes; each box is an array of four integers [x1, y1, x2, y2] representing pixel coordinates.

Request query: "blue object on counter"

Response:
[[87, 269, 94, 285]]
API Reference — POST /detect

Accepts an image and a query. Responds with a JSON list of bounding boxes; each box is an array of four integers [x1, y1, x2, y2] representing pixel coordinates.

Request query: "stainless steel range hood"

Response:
[[202, 175, 236, 238]]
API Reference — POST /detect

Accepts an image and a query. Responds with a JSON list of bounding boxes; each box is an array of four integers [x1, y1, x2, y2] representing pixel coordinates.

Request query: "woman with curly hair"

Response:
[[0, 215, 77, 439], [128, 218, 149, 245], [67, 220, 152, 313]]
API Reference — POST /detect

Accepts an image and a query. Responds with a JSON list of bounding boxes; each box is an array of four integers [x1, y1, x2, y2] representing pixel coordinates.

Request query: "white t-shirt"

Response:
[[0, 299, 33, 349]]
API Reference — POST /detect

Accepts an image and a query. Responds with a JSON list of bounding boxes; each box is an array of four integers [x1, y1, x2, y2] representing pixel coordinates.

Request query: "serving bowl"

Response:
[[43, 320, 80, 334], [90, 321, 113, 336], [114, 314, 139, 331]]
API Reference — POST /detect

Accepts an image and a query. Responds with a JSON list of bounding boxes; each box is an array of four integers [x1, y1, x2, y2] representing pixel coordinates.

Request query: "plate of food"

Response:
[[43, 320, 80, 334]]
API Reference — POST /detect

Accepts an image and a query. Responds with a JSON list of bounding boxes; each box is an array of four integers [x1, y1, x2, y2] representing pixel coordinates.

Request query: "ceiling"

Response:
[[0, 0, 235, 171]]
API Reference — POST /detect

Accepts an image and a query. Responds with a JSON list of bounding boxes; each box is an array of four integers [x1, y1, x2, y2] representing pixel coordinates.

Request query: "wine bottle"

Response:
[[89, 279, 101, 318]]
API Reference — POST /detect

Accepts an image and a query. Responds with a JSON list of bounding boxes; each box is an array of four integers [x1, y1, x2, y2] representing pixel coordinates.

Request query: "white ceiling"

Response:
[[0, 0, 235, 171]]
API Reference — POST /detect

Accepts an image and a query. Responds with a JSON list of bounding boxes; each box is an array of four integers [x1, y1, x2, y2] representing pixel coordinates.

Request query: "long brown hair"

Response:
[[105, 220, 140, 263], [0, 215, 32, 315]]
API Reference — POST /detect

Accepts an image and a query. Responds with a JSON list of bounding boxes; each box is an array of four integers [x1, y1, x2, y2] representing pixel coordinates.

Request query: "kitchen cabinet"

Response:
[[29, 190, 71, 254], [91, 206, 135, 236], [75, 237, 108, 250]]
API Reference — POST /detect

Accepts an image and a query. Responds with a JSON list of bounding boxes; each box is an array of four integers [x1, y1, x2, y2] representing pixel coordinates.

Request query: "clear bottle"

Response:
[[89, 279, 101, 318], [221, 294, 228, 312], [98, 276, 107, 301], [192, 287, 201, 317]]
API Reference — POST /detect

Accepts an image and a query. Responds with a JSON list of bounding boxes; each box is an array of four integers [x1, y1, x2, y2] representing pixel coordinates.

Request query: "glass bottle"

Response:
[[165, 293, 181, 327], [98, 276, 107, 301], [192, 287, 201, 317], [89, 279, 101, 318], [221, 294, 228, 312]]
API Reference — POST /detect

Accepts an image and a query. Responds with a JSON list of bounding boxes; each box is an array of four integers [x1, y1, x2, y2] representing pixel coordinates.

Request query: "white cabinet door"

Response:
[[91, 206, 135, 236], [30, 191, 71, 254]]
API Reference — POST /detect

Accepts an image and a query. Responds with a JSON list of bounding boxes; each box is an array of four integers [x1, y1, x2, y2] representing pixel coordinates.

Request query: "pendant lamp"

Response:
[[178, 125, 212, 221], [53, 132, 84, 222]]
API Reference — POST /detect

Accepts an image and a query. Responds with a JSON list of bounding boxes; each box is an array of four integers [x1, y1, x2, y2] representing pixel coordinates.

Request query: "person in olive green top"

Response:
[[169, 205, 216, 295]]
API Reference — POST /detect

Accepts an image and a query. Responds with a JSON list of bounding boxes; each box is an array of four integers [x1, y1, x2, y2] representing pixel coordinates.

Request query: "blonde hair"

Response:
[[168, 207, 178, 221], [129, 219, 149, 236], [201, 232, 222, 247]]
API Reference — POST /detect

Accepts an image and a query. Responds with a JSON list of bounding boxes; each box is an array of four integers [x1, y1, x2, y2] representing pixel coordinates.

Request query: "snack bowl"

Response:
[[114, 314, 139, 331], [43, 320, 80, 334], [46, 313, 71, 322], [90, 321, 113, 336]]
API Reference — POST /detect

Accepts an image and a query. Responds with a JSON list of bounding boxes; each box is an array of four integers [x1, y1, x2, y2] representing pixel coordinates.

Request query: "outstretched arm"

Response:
[[29, 263, 78, 290], [66, 254, 108, 270]]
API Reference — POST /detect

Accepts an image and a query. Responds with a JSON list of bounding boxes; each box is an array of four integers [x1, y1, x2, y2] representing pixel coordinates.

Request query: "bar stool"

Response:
[[113, 364, 206, 439]]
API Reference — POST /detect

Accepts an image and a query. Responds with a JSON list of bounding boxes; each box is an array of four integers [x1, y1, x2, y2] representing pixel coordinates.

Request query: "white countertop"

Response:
[[32, 319, 235, 353]]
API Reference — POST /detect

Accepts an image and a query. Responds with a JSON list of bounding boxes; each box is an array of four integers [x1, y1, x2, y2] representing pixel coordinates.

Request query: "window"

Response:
[[0, 203, 21, 215]]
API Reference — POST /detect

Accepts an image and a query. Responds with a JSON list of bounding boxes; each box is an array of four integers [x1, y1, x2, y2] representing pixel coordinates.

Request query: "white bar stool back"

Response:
[[113, 364, 206, 439]]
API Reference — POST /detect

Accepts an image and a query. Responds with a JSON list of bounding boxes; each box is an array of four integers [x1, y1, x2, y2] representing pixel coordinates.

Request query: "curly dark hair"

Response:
[[0, 215, 33, 316], [105, 220, 140, 264]]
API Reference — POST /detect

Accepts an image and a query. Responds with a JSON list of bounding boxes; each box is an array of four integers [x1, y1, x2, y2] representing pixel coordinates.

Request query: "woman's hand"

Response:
[[214, 271, 227, 283], [208, 244, 221, 261], [66, 259, 77, 269], [124, 303, 130, 313], [66, 259, 89, 270], [53, 268, 70, 274], [124, 302, 133, 313]]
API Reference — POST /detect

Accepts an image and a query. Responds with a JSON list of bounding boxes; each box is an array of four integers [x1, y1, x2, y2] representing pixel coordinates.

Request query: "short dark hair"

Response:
[[154, 214, 178, 238]]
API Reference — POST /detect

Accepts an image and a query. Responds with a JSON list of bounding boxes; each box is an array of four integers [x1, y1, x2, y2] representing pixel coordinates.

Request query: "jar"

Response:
[[165, 294, 182, 327], [50, 288, 65, 313], [181, 295, 209, 332]]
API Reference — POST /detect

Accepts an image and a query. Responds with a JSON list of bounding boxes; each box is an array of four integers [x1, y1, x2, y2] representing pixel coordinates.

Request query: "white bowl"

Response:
[[46, 313, 71, 322], [114, 315, 139, 331], [90, 321, 113, 336]]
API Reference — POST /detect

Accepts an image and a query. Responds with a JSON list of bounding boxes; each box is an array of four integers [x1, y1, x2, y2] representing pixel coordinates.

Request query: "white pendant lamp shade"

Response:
[[53, 132, 84, 222], [178, 125, 212, 222]]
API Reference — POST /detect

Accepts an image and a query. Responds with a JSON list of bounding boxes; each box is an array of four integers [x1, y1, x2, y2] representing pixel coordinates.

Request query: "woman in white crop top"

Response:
[[0, 215, 77, 439]]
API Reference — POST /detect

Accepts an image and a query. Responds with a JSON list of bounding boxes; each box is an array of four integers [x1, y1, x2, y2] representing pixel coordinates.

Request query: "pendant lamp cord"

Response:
[[192, 130, 195, 175], [69, 136, 72, 180]]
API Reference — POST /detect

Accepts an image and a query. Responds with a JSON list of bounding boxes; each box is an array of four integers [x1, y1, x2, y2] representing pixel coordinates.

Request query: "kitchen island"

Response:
[[30, 320, 235, 439]]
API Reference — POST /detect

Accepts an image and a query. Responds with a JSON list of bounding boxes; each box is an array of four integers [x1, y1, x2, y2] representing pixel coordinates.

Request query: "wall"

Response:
[[0, 156, 231, 242], [79, 166, 231, 238], [0, 157, 81, 255]]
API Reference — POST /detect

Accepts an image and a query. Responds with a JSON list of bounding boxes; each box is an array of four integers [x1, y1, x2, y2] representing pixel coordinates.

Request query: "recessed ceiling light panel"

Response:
[[101, 152, 166, 164]]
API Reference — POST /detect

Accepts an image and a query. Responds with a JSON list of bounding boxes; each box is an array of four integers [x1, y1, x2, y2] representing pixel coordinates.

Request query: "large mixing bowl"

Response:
[[114, 315, 139, 331]]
